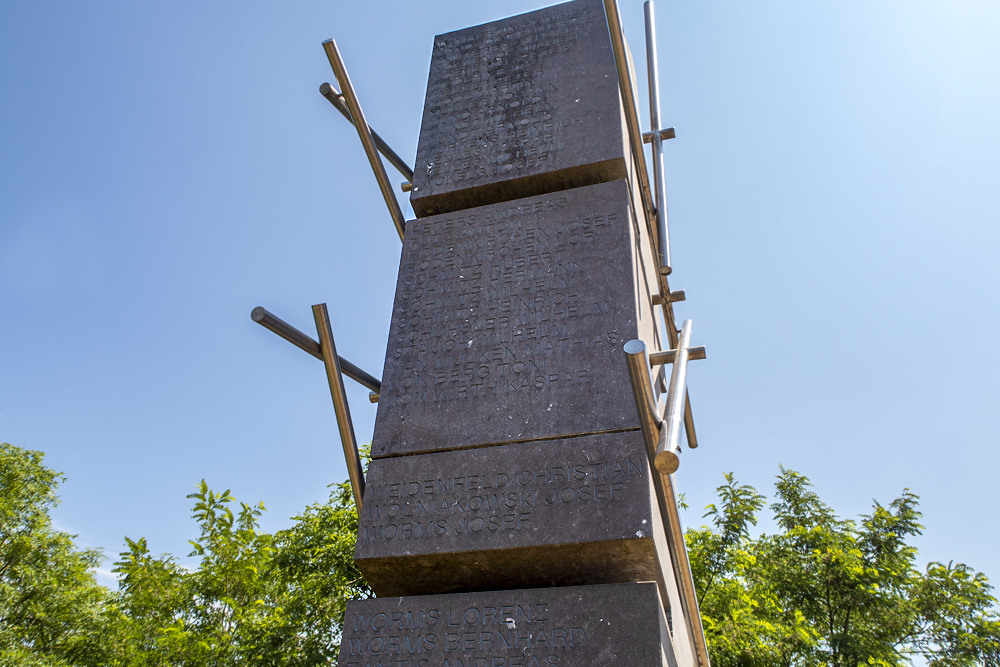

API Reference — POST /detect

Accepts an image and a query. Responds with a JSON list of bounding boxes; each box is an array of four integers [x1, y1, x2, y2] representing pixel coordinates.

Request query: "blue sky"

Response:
[[2, 0, 999, 590]]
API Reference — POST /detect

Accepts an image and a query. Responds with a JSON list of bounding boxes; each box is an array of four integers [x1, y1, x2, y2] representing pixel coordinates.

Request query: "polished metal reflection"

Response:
[[322, 39, 406, 241], [319, 82, 414, 182], [312, 303, 366, 512], [656, 319, 694, 474], [250, 306, 381, 393]]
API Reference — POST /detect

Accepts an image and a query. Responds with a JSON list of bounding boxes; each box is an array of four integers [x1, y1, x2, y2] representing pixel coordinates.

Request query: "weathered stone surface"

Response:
[[409, 0, 629, 218], [356, 431, 659, 597], [373, 180, 647, 459], [338, 582, 672, 667]]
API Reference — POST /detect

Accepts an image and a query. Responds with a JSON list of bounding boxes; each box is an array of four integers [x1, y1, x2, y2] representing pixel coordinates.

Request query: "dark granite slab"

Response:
[[356, 431, 657, 597], [409, 0, 628, 217], [338, 582, 671, 667], [373, 180, 642, 459]]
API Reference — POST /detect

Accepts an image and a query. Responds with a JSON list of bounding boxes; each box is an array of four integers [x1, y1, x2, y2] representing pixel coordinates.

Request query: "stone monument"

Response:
[[337, 2, 704, 666]]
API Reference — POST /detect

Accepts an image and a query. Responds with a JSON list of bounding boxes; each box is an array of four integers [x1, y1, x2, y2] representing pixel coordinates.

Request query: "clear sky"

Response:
[[2, 0, 999, 590]]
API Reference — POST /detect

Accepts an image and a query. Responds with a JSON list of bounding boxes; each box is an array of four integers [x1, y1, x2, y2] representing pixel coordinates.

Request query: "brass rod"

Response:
[[251, 307, 381, 393], [683, 391, 698, 449], [312, 303, 366, 513], [657, 466, 710, 667], [624, 339, 661, 460], [656, 319, 692, 474], [644, 0, 672, 274], [602, 0, 659, 272], [626, 337, 709, 667], [319, 82, 414, 182], [322, 39, 406, 241]]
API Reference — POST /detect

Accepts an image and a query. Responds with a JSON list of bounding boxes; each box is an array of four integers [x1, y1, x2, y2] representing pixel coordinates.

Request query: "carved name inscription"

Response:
[[338, 583, 667, 667], [410, 0, 627, 216], [358, 432, 649, 548], [373, 180, 642, 458]]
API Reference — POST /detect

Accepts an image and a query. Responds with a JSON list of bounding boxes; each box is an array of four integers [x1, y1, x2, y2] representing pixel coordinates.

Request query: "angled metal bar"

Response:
[[319, 82, 414, 183], [624, 339, 662, 456], [683, 393, 698, 449], [251, 306, 381, 394], [656, 319, 694, 473], [322, 39, 406, 241], [312, 303, 366, 513], [644, 0, 672, 274], [625, 338, 709, 667], [659, 462, 709, 667], [602, 0, 659, 270]]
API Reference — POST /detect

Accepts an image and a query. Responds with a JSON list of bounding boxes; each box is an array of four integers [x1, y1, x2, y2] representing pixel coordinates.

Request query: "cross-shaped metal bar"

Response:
[[322, 38, 407, 241], [251, 304, 372, 512]]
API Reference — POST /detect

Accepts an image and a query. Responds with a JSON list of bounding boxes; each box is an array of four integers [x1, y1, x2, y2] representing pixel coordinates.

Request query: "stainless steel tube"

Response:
[[322, 39, 406, 241], [312, 303, 366, 512], [251, 306, 381, 393], [644, 0, 671, 274], [319, 82, 414, 182], [656, 319, 692, 474]]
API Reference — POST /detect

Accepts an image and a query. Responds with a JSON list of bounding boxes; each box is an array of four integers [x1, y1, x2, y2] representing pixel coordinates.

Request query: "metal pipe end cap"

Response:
[[654, 450, 680, 474], [623, 339, 646, 355], [251, 306, 266, 322]]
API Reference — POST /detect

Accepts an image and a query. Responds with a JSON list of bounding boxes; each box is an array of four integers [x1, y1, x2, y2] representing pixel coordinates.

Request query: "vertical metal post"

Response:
[[312, 303, 366, 513], [602, 0, 659, 261], [322, 39, 407, 241], [644, 0, 671, 275], [656, 319, 692, 473]]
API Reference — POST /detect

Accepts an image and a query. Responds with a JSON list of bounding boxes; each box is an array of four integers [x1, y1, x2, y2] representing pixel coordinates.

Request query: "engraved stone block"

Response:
[[409, 0, 629, 217], [338, 582, 672, 667], [373, 180, 655, 459], [356, 431, 659, 597]]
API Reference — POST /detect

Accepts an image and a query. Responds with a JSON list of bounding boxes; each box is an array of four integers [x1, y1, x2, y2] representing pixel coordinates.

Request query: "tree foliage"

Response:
[[106, 479, 371, 666], [687, 468, 1000, 667], [0, 442, 108, 666]]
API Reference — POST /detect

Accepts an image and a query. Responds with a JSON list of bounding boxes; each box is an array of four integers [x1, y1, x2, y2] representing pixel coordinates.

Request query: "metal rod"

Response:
[[648, 345, 706, 366], [312, 303, 366, 513], [624, 339, 662, 459], [602, 0, 660, 269], [656, 319, 693, 474], [319, 82, 414, 182], [658, 465, 710, 667], [626, 337, 709, 667], [251, 307, 381, 393], [322, 39, 406, 241], [652, 290, 685, 306], [642, 127, 676, 143], [644, 0, 672, 275], [683, 391, 698, 449]]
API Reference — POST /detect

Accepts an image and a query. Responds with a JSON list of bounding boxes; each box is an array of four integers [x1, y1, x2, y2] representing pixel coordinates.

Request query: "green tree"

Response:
[[687, 468, 1000, 667], [106, 478, 370, 666], [0, 442, 109, 666]]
